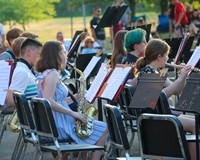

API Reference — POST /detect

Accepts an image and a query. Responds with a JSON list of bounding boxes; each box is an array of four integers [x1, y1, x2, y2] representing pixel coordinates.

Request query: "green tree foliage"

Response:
[[0, 0, 60, 30]]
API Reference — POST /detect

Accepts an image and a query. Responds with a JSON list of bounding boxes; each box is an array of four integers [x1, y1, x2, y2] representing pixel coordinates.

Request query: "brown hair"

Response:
[[11, 37, 26, 58], [6, 28, 23, 46], [20, 32, 39, 39], [135, 39, 170, 73], [35, 41, 63, 72], [111, 30, 127, 68]]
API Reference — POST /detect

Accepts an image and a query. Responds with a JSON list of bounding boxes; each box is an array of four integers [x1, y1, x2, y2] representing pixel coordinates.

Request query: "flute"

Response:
[[165, 63, 183, 69]]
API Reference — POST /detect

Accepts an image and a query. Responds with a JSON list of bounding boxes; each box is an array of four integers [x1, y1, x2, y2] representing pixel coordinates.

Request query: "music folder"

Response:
[[95, 5, 128, 30], [129, 73, 167, 109], [126, 24, 152, 42], [0, 61, 12, 105]]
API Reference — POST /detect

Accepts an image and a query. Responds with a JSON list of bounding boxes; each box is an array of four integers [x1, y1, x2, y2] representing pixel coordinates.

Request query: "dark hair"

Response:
[[111, 30, 127, 68], [6, 28, 23, 46], [20, 38, 42, 56], [135, 39, 170, 73], [35, 41, 63, 72]]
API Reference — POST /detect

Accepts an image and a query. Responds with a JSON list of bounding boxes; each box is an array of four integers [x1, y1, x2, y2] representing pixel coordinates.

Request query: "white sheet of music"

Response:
[[85, 63, 110, 103], [101, 66, 132, 100], [187, 46, 200, 68], [83, 56, 101, 79], [0, 61, 11, 105]]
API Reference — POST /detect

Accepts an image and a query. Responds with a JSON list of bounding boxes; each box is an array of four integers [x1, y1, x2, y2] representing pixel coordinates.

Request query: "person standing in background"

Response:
[[170, 0, 188, 37], [90, 7, 106, 48], [56, 31, 71, 52], [0, 23, 5, 53]]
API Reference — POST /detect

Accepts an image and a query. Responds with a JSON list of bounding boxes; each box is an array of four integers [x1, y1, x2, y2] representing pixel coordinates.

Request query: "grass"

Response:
[[4, 12, 161, 52]]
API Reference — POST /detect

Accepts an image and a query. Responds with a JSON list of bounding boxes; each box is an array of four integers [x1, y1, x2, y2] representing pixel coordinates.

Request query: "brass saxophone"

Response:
[[68, 62, 98, 139], [8, 109, 20, 132]]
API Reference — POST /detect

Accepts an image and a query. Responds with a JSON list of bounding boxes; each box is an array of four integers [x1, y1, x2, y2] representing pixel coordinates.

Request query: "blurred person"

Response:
[[134, 17, 145, 27], [81, 36, 101, 54], [168, 0, 175, 37], [111, 30, 127, 68], [90, 7, 106, 48], [20, 31, 39, 40], [56, 31, 71, 51], [186, 4, 193, 20], [0, 28, 23, 61], [170, 0, 188, 37], [0, 23, 5, 52], [189, 9, 200, 35]]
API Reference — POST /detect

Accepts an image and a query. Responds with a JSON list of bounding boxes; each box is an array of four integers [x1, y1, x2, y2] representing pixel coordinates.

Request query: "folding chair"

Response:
[[12, 92, 38, 160], [137, 113, 191, 160], [104, 104, 140, 160], [0, 105, 15, 144], [31, 97, 104, 160]]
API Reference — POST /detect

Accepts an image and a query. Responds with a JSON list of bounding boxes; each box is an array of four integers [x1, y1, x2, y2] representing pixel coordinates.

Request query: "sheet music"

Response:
[[85, 63, 110, 103], [101, 66, 132, 100], [187, 46, 200, 68], [67, 34, 81, 55], [0, 61, 11, 105], [174, 33, 189, 64], [83, 56, 101, 79]]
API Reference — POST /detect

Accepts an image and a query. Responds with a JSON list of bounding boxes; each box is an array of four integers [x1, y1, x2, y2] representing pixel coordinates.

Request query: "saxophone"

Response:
[[69, 63, 98, 139], [8, 110, 20, 132]]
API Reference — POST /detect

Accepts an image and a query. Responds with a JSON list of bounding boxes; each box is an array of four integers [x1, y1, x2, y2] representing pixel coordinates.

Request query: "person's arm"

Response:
[[43, 70, 86, 122], [177, 12, 184, 25], [90, 27, 97, 41], [162, 65, 192, 98]]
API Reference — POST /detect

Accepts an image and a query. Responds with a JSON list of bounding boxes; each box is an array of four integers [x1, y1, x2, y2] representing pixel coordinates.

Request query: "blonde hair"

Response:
[[83, 36, 94, 48]]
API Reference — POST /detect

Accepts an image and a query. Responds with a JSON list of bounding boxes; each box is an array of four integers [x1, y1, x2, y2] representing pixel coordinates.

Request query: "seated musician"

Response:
[[130, 38, 197, 160], [80, 36, 101, 54], [35, 41, 107, 160]]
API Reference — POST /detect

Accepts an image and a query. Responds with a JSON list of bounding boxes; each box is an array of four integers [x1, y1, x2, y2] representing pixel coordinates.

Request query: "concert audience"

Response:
[[56, 31, 71, 51], [35, 41, 107, 160], [0, 28, 23, 61], [188, 9, 200, 36], [90, 7, 106, 48], [111, 30, 127, 68], [7, 38, 42, 108], [122, 28, 147, 64], [133, 39, 197, 160]]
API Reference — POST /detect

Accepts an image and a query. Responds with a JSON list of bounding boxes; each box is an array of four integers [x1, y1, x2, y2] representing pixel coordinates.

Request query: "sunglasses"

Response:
[[87, 41, 94, 44]]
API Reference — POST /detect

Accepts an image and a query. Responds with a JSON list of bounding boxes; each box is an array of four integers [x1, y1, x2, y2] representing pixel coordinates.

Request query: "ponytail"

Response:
[[135, 57, 147, 76]]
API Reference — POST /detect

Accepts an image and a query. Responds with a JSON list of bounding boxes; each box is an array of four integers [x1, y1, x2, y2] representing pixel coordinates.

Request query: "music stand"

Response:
[[181, 36, 194, 63], [128, 73, 166, 112], [126, 24, 152, 42], [68, 30, 82, 51]]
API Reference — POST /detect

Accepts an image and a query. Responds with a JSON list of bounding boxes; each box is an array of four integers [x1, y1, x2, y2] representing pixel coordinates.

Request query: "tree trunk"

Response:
[[160, 0, 168, 15], [127, 0, 136, 17]]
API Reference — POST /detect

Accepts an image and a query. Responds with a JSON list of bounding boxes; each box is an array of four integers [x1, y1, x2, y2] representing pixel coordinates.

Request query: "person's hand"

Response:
[[71, 111, 87, 123], [179, 65, 192, 79]]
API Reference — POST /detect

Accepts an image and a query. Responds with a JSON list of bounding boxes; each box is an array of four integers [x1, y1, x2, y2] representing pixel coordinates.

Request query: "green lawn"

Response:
[[4, 12, 162, 52]]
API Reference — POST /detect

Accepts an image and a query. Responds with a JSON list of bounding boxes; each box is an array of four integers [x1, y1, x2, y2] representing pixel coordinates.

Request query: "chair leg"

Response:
[[19, 142, 27, 160], [11, 131, 23, 160]]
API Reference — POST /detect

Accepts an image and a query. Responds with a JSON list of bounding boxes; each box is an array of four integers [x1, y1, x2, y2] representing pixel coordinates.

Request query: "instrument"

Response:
[[8, 110, 20, 132], [68, 62, 98, 139]]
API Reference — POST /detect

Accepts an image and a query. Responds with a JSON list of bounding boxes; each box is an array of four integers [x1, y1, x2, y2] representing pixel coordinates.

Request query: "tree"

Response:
[[0, 0, 60, 30]]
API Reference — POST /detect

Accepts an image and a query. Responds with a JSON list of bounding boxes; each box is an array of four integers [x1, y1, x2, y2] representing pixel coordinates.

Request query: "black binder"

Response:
[[126, 24, 152, 42], [175, 72, 200, 113], [129, 73, 166, 109], [95, 5, 128, 30]]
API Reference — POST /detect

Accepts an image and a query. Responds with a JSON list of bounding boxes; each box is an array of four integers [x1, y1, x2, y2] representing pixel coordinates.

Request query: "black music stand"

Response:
[[128, 73, 166, 113], [95, 5, 128, 30], [68, 30, 82, 52], [126, 24, 152, 42]]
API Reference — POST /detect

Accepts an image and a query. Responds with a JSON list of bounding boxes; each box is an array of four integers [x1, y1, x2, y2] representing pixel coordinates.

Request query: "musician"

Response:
[[122, 28, 147, 64], [132, 39, 197, 160], [7, 38, 42, 108], [35, 41, 107, 160], [111, 30, 127, 68]]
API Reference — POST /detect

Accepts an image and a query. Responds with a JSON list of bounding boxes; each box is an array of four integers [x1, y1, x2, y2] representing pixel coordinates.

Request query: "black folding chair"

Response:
[[137, 113, 191, 160], [12, 92, 38, 160], [31, 97, 104, 160], [104, 104, 140, 160], [0, 105, 15, 144]]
